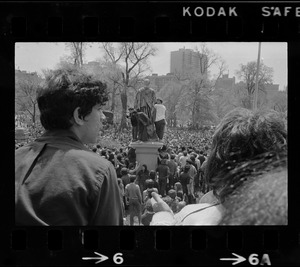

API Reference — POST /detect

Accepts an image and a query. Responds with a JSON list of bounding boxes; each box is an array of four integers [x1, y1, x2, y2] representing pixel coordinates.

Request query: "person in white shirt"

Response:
[[154, 99, 166, 141], [191, 152, 201, 170], [178, 151, 189, 169]]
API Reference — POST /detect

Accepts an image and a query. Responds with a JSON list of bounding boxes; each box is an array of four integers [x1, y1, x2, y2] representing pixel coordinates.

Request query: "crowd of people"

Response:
[[86, 139, 213, 225], [15, 110, 214, 153], [15, 68, 287, 226]]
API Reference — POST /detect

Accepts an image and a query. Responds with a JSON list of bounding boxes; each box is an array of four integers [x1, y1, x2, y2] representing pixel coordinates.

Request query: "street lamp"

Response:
[[253, 42, 262, 110]]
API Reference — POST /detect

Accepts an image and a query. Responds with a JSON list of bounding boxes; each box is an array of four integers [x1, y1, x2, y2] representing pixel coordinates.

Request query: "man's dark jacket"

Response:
[[15, 130, 124, 226]]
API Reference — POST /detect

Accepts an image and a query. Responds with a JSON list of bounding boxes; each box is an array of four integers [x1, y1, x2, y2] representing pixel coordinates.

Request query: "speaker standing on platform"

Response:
[[154, 98, 166, 142]]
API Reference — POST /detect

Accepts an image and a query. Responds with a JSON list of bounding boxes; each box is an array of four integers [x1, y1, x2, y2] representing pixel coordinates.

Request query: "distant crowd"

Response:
[[15, 121, 214, 153]]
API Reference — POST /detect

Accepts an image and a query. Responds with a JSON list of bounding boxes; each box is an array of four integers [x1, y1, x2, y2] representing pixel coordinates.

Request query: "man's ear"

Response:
[[73, 107, 84, 126]]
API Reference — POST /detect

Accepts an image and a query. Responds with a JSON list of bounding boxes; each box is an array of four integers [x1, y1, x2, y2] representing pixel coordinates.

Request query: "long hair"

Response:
[[142, 164, 148, 172], [204, 107, 287, 202]]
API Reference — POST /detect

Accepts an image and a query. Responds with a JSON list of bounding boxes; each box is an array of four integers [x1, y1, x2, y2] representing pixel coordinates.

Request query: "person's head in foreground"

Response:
[[37, 68, 108, 144], [205, 107, 287, 203], [150, 107, 287, 225]]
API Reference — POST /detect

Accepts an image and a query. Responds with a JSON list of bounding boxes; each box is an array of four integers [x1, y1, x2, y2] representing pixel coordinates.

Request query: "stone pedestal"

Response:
[[130, 141, 163, 172]]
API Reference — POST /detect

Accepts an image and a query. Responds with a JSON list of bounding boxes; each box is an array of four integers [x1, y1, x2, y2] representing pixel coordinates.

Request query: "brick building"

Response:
[[170, 48, 208, 78]]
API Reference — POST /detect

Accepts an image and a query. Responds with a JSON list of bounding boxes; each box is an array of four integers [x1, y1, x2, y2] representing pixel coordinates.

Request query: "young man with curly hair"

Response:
[[15, 68, 124, 226]]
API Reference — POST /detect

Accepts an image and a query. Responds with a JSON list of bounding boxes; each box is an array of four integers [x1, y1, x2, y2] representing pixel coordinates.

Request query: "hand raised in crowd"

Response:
[[136, 161, 141, 169], [150, 192, 176, 225], [151, 192, 172, 213]]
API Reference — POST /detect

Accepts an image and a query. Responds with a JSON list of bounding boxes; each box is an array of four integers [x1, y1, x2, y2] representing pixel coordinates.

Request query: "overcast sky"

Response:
[[15, 42, 287, 90]]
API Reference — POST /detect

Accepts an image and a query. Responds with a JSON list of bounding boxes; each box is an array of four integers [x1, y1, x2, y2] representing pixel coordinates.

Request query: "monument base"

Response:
[[130, 141, 164, 172]]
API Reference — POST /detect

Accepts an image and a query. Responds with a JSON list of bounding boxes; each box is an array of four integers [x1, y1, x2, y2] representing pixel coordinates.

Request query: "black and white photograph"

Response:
[[15, 42, 287, 226]]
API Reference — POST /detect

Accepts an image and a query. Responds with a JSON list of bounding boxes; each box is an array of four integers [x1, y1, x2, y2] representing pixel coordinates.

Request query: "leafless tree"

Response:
[[157, 80, 186, 127], [15, 71, 43, 125], [157, 44, 227, 128], [65, 42, 87, 67], [235, 61, 273, 109], [100, 61, 123, 114], [101, 42, 157, 130], [180, 44, 227, 127]]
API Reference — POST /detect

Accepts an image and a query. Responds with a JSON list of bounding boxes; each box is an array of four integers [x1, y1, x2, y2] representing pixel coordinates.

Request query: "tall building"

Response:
[[170, 48, 208, 78]]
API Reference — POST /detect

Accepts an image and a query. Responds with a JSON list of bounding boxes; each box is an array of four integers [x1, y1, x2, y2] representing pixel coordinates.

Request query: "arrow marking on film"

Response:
[[220, 253, 246, 265], [82, 252, 109, 264]]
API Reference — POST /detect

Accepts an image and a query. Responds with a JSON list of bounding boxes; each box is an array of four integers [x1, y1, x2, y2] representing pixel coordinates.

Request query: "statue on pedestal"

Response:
[[134, 79, 158, 142], [128, 108, 151, 142]]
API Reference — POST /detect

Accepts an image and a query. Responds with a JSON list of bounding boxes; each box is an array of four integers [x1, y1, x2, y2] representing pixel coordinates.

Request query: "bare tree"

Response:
[[101, 42, 157, 130], [157, 80, 186, 127], [100, 44, 126, 115], [15, 71, 43, 125], [177, 44, 227, 128], [235, 61, 273, 109], [100, 61, 123, 114], [65, 42, 87, 67], [157, 44, 226, 128]]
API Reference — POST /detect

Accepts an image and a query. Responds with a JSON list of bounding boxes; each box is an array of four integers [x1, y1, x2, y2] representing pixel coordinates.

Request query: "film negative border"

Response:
[[4, 227, 300, 265], [1, 2, 300, 40], [1, 0, 300, 266]]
